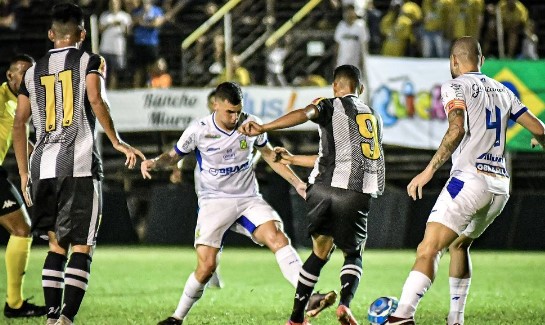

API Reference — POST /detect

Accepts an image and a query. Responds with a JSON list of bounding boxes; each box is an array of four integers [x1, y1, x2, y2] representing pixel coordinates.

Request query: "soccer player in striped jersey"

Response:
[[12, 4, 145, 325], [385, 37, 545, 325], [0, 54, 47, 318], [240, 64, 385, 325], [141, 82, 312, 325]]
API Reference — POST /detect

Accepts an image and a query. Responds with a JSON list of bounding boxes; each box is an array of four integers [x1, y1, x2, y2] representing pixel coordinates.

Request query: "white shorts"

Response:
[[428, 173, 509, 239], [194, 196, 282, 248]]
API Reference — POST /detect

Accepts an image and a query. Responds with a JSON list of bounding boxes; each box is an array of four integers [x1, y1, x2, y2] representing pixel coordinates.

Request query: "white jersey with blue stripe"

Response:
[[441, 72, 528, 194], [175, 112, 268, 199]]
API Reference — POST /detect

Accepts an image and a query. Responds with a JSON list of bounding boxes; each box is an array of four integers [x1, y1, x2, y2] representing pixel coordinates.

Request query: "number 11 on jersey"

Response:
[[40, 69, 74, 132]]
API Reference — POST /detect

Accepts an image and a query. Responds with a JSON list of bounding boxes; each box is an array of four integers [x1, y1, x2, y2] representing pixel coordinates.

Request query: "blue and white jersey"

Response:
[[441, 72, 528, 194], [175, 112, 268, 199]]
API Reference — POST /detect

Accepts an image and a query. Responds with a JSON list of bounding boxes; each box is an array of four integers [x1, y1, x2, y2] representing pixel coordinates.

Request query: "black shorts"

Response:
[[30, 177, 102, 247], [0, 167, 25, 215], [306, 183, 371, 252], [132, 44, 159, 67]]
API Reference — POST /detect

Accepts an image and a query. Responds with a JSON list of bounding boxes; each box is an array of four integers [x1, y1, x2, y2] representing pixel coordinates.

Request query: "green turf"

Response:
[[1, 246, 544, 324]]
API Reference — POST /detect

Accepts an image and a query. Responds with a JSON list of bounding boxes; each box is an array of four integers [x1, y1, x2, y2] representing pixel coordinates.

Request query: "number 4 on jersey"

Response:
[[485, 106, 501, 147]]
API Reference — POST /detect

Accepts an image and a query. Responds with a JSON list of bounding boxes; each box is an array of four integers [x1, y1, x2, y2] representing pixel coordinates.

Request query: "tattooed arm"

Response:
[[141, 149, 183, 179], [407, 108, 466, 200]]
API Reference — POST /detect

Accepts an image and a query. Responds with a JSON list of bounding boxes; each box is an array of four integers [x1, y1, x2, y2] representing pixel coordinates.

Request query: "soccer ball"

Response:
[[368, 296, 399, 325]]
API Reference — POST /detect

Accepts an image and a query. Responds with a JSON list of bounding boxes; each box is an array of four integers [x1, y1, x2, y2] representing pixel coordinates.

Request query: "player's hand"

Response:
[[140, 159, 156, 179], [238, 121, 265, 136], [113, 141, 146, 169], [19, 173, 33, 207], [273, 147, 294, 165], [407, 168, 434, 200], [531, 138, 542, 148], [295, 182, 307, 200]]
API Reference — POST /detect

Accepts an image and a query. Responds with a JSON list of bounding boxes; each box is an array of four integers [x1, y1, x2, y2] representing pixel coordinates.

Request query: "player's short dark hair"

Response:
[[10, 54, 35, 66], [215, 82, 243, 106], [207, 89, 216, 101], [52, 3, 84, 27], [334, 65, 362, 89]]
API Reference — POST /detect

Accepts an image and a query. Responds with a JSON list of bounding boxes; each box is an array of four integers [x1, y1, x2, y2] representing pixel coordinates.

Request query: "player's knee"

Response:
[[416, 241, 442, 261], [197, 260, 217, 278], [263, 229, 290, 252], [342, 247, 362, 260], [7, 222, 31, 237]]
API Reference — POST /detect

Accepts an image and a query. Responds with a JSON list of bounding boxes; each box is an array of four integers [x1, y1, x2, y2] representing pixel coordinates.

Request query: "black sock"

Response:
[[61, 252, 92, 322], [42, 251, 68, 320], [290, 252, 327, 322], [339, 255, 362, 307]]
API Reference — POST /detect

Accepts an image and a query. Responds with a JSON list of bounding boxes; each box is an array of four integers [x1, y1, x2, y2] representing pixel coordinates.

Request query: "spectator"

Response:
[[209, 33, 225, 76], [213, 54, 251, 86], [421, 0, 452, 58], [266, 37, 289, 87], [131, 0, 166, 88], [99, 0, 132, 89], [0, 0, 16, 30], [449, 0, 484, 48], [334, 4, 369, 72], [149, 57, 172, 88], [380, 0, 414, 56], [499, 0, 528, 58], [519, 19, 538, 60], [365, 0, 383, 54]]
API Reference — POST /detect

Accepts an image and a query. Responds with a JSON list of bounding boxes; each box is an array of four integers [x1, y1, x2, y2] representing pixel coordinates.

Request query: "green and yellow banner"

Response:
[[482, 60, 545, 152]]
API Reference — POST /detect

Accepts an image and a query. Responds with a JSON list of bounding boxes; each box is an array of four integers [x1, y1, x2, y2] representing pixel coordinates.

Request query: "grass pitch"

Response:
[[1, 246, 544, 324]]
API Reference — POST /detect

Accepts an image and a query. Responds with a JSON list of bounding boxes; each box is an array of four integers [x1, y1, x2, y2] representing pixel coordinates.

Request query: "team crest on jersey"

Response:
[[239, 136, 248, 150]]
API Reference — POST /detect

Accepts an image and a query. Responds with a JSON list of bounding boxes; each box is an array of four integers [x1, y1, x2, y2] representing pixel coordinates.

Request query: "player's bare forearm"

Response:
[[13, 95, 31, 177], [95, 105, 122, 146], [427, 108, 465, 172], [516, 111, 545, 149], [13, 120, 29, 176], [261, 145, 304, 187], [152, 150, 181, 169], [263, 107, 314, 132], [290, 155, 318, 168]]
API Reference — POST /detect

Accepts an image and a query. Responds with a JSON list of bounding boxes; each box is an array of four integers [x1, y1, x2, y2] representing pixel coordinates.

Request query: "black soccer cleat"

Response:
[[4, 299, 47, 318], [157, 316, 183, 325], [306, 290, 337, 318]]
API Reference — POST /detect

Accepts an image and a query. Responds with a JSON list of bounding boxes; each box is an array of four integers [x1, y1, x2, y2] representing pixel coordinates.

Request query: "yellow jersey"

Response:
[[0, 82, 17, 165]]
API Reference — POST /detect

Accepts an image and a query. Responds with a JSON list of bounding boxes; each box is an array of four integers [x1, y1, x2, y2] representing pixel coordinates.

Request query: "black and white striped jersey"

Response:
[[309, 95, 385, 196], [19, 46, 106, 181]]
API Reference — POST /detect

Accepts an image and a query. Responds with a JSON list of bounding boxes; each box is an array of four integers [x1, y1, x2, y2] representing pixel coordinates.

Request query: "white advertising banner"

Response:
[[107, 57, 451, 149], [367, 55, 451, 149], [106, 87, 325, 132]]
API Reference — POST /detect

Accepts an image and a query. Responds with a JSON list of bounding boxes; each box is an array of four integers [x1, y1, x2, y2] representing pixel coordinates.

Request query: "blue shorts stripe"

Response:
[[446, 177, 464, 199], [236, 215, 257, 234]]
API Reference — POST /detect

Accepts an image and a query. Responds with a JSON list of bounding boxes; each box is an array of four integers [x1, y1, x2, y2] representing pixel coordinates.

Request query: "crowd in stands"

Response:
[[0, 0, 541, 89]]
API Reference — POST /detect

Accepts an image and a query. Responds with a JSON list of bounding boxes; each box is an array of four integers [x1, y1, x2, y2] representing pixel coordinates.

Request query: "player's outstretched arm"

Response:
[[13, 94, 33, 206], [141, 149, 182, 179], [273, 147, 317, 168], [408, 107, 465, 200], [515, 111, 545, 149], [238, 105, 318, 136], [259, 144, 307, 199], [86, 73, 145, 168]]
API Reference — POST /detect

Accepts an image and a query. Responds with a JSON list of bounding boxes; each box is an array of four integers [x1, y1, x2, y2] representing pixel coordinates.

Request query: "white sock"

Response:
[[275, 245, 302, 288], [447, 277, 471, 325], [393, 271, 432, 318], [173, 273, 206, 320]]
